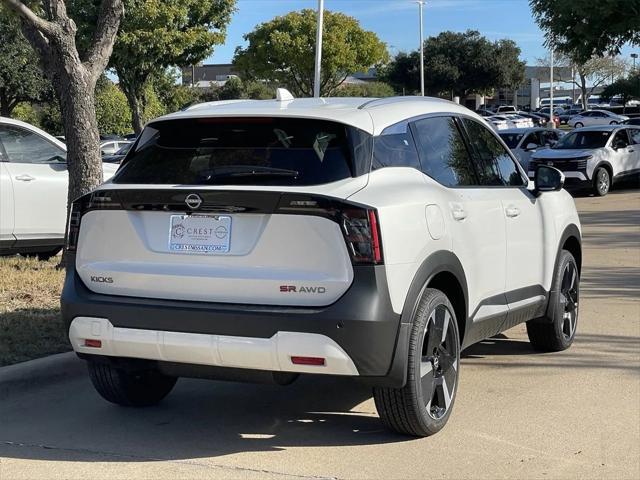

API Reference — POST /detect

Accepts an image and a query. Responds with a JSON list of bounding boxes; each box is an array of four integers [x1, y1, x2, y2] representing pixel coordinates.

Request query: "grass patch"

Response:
[[0, 256, 69, 366]]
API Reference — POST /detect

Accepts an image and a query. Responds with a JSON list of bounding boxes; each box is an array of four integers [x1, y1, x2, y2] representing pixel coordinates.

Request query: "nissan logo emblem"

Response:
[[185, 193, 203, 209]]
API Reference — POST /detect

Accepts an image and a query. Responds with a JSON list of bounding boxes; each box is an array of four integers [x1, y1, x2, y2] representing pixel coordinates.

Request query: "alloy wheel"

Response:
[[597, 169, 610, 195], [420, 304, 458, 420], [560, 260, 579, 341]]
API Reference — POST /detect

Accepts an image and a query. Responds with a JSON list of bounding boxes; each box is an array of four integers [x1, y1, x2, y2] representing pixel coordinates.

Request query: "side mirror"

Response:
[[534, 165, 564, 194], [525, 142, 538, 151]]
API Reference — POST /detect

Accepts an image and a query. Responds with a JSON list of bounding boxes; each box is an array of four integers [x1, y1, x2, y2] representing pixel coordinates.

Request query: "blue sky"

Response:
[[206, 0, 637, 67]]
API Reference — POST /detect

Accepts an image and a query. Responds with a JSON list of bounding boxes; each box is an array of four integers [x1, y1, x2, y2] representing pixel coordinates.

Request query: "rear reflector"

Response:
[[84, 339, 102, 348], [291, 356, 326, 366]]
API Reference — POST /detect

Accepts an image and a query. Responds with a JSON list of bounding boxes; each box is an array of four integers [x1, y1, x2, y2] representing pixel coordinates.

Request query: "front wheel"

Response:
[[593, 166, 610, 196], [609, 121, 618, 125], [87, 361, 177, 407], [573, 122, 583, 128], [527, 250, 579, 351], [374, 288, 460, 437]]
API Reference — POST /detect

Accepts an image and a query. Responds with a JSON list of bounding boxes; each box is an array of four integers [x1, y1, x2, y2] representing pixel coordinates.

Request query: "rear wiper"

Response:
[[201, 165, 299, 181]]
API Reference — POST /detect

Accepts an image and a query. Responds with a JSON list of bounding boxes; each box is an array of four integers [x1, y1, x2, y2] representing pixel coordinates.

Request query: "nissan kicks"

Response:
[[62, 93, 582, 437]]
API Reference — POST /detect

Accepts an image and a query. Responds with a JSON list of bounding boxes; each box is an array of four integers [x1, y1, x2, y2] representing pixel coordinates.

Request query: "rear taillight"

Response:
[[276, 194, 383, 265], [66, 190, 123, 252], [340, 208, 382, 264]]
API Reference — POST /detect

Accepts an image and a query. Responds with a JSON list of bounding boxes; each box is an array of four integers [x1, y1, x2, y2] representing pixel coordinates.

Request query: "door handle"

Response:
[[15, 174, 35, 182], [505, 206, 520, 218], [451, 207, 467, 221]]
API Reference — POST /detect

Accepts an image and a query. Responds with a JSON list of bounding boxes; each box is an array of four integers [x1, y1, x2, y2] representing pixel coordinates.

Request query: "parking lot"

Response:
[[0, 189, 638, 480]]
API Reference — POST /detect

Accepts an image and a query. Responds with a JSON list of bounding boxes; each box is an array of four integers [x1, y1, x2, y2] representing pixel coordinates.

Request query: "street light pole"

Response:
[[313, 0, 324, 98], [549, 43, 555, 129], [416, 1, 425, 96]]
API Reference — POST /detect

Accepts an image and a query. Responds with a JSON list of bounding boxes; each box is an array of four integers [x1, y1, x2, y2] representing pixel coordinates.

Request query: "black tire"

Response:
[[87, 361, 177, 407], [373, 288, 460, 437], [592, 166, 610, 196], [574, 122, 583, 128], [526, 250, 579, 352], [21, 247, 62, 261], [609, 121, 618, 125]]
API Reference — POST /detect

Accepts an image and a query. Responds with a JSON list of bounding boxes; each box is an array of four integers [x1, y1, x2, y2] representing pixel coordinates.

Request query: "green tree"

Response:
[[600, 72, 640, 113], [0, 6, 51, 116], [334, 81, 395, 97], [95, 76, 131, 136], [530, 0, 640, 63], [151, 68, 200, 112], [234, 9, 388, 97], [112, 0, 235, 133], [381, 31, 525, 97], [70, 0, 235, 133]]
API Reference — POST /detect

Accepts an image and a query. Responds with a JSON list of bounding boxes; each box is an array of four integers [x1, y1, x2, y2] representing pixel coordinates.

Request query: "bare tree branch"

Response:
[[1, 0, 57, 37], [84, 0, 124, 80]]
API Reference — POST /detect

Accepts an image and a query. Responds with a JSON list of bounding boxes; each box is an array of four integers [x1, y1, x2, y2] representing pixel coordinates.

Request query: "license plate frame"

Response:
[[168, 214, 232, 254]]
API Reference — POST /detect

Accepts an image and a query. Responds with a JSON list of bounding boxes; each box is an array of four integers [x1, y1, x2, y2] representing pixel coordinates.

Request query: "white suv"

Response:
[[61, 95, 582, 436], [0, 117, 117, 259], [530, 125, 640, 196]]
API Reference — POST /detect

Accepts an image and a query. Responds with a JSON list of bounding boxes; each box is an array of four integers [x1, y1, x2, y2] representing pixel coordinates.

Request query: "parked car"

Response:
[[102, 142, 133, 164], [568, 110, 629, 128], [530, 125, 640, 196], [0, 117, 118, 259], [485, 115, 510, 130], [622, 118, 640, 126], [495, 105, 517, 114], [559, 108, 585, 124], [475, 108, 495, 117], [499, 127, 565, 170], [535, 111, 561, 128], [515, 111, 547, 127], [538, 106, 566, 116], [100, 139, 131, 156], [62, 93, 582, 437], [501, 114, 534, 129]]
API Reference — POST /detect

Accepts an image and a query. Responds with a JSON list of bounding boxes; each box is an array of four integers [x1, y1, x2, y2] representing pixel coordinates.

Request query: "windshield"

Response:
[[498, 133, 524, 148], [553, 130, 612, 149], [114, 117, 372, 186]]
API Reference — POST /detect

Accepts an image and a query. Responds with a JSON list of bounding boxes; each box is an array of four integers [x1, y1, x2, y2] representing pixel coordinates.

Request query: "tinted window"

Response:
[[372, 123, 421, 170], [541, 130, 561, 145], [461, 118, 526, 187], [411, 116, 477, 187], [629, 128, 640, 144], [0, 126, 65, 164], [553, 130, 612, 149], [115, 117, 372, 186], [611, 130, 630, 148], [522, 132, 543, 147], [498, 132, 525, 149]]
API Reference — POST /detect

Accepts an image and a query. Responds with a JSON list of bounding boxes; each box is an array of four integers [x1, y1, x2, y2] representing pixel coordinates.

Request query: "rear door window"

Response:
[[411, 116, 478, 187], [115, 117, 372, 186]]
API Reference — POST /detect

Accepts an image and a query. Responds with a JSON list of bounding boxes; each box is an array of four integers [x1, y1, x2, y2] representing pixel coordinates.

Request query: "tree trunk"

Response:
[[579, 74, 588, 110], [120, 79, 146, 135], [0, 88, 12, 117]]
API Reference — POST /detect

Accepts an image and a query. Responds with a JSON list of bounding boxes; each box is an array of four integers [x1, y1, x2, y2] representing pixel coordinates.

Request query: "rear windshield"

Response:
[[499, 133, 524, 148], [114, 117, 372, 186], [553, 130, 611, 149]]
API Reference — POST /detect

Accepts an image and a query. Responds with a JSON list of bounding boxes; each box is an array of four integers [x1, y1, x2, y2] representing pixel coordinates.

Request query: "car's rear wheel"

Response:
[[574, 122, 583, 128], [527, 250, 579, 351], [87, 361, 177, 407], [609, 121, 618, 125], [593, 166, 610, 196], [373, 288, 460, 437]]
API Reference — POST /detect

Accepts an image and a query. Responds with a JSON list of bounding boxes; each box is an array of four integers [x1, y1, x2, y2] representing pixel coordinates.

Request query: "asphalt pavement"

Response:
[[1, 189, 638, 480]]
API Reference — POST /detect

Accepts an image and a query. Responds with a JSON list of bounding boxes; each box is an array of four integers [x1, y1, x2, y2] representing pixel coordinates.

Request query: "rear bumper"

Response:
[[61, 258, 403, 383]]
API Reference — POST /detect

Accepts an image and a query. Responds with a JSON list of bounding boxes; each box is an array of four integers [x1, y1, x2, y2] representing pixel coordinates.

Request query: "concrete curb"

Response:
[[0, 352, 85, 398]]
